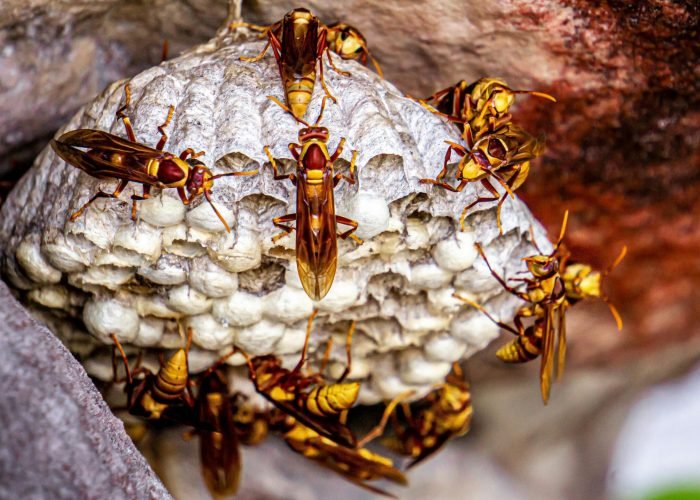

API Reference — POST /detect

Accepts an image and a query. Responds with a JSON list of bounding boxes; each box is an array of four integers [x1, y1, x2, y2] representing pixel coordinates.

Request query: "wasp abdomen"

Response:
[[153, 349, 189, 400], [305, 382, 359, 416]]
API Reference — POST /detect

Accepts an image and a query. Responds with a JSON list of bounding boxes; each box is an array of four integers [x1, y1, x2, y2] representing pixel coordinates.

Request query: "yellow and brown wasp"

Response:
[[326, 22, 383, 76], [51, 84, 258, 231], [421, 122, 545, 233], [236, 9, 380, 119], [421, 77, 555, 141], [273, 415, 407, 497], [264, 97, 361, 300], [455, 211, 570, 404], [382, 364, 473, 468], [110, 329, 195, 420], [243, 311, 359, 447]]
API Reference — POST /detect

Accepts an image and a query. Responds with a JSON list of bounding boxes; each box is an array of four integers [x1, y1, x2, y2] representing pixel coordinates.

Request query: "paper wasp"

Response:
[[243, 311, 359, 447], [51, 84, 258, 231], [273, 415, 407, 497], [379, 364, 473, 468], [421, 77, 556, 141], [236, 9, 380, 119], [455, 211, 570, 404], [110, 328, 194, 419], [264, 97, 362, 301], [420, 123, 545, 233], [193, 366, 243, 498]]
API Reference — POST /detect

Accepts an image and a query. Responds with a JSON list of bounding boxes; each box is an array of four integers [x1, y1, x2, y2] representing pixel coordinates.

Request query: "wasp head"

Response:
[[327, 23, 367, 60], [185, 159, 214, 197], [523, 254, 559, 278], [299, 126, 329, 143]]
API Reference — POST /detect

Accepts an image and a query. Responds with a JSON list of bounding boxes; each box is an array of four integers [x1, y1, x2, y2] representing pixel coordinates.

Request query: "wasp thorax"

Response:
[[525, 255, 559, 277], [154, 158, 188, 186], [491, 90, 515, 114]]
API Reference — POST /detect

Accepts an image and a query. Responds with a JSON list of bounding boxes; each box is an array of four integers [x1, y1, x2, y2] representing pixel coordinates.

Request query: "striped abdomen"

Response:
[[284, 67, 316, 119], [496, 325, 543, 363], [304, 382, 359, 416], [152, 349, 189, 401]]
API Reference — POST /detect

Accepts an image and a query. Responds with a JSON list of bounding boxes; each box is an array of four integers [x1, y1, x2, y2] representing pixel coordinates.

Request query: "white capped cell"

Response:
[[262, 286, 314, 324], [166, 285, 213, 315], [138, 194, 186, 227], [212, 291, 264, 327], [187, 314, 236, 350], [432, 230, 478, 272], [83, 298, 139, 343], [186, 200, 235, 233], [236, 319, 285, 356], [16, 237, 62, 284]]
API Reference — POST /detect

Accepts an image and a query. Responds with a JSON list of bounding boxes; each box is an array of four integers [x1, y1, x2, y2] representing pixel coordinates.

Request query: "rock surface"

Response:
[[0, 281, 170, 499]]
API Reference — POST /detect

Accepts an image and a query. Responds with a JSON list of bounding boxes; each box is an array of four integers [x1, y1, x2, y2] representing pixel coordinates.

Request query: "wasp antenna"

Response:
[[210, 169, 259, 180], [604, 245, 628, 277], [367, 50, 384, 78], [554, 210, 569, 250], [511, 89, 557, 103], [337, 320, 356, 383], [313, 96, 329, 126], [528, 224, 544, 254], [204, 190, 231, 232], [267, 95, 311, 127]]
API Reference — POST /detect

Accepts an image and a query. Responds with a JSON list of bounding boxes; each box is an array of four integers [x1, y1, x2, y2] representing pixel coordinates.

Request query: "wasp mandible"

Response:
[[51, 84, 258, 231], [264, 97, 362, 301]]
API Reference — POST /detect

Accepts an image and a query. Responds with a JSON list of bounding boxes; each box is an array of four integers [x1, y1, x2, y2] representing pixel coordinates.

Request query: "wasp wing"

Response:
[[264, 395, 357, 448], [539, 303, 556, 404], [51, 130, 162, 186], [295, 170, 338, 301]]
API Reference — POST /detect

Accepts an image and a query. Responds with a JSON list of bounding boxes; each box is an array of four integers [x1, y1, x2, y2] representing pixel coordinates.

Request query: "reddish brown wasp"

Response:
[[236, 9, 380, 119], [455, 211, 570, 404], [421, 77, 556, 141], [273, 415, 407, 497], [110, 328, 195, 420], [243, 311, 359, 447], [264, 97, 361, 300], [51, 84, 258, 231]]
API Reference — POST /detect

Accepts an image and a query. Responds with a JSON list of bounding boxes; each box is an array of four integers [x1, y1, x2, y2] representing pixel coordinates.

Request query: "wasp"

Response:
[[236, 9, 380, 119], [191, 366, 246, 498], [243, 311, 359, 447], [325, 22, 383, 76], [378, 364, 473, 468], [274, 416, 407, 497], [456, 211, 570, 404], [421, 77, 556, 141], [420, 122, 545, 233], [110, 328, 194, 419], [51, 84, 258, 231], [264, 97, 362, 300], [560, 245, 628, 330]]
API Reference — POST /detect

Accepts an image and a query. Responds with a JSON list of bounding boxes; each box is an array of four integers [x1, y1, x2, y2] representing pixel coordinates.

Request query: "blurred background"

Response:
[[1, 0, 698, 498]]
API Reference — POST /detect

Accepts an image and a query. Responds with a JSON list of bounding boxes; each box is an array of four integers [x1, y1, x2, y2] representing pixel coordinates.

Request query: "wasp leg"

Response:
[[271, 213, 296, 242], [330, 137, 346, 162], [318, 336, 334, 375], [155, 105, 175, 151], [335, 215, 363, 245], [292, 310, 319, 373], [130, 184, 152, 221], [70, 179, 129, 221], [474, 243, 528, 300], [265, 146, 298, 184], [459, 178, 500, 232], [336, 321, 355, 383], [315, 31, 338, 104], [116, 84, 137, 142], [452, 293, 521, 337], [229, 20, 268, 35], [357, 390, 415, 448], [333, 149, 356, 186], [179, 148, 205, 160], [420, 141, 468, 186], [240, 35, 272, 62], [324, 47, 351, 77]]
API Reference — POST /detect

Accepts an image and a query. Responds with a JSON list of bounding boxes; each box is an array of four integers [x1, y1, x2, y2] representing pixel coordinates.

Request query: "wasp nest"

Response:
[[0, 31, 551, 405]]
